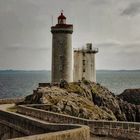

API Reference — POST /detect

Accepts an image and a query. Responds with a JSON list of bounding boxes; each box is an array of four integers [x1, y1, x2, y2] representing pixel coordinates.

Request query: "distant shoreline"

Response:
[[0, 69, 140, 73]]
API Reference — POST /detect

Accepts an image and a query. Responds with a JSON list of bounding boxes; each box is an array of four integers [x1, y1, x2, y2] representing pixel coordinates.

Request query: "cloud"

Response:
[[95, 41, 140, 55], [96, 41, 140, 70], [95, 40, 121, 48], [0, 0, 140, 70], [121, 2, 140, 17], [67, 0, 110, 6], [95, 40, 140, 48], [4, 44, 50, 51], [90, 0, 110, 5]]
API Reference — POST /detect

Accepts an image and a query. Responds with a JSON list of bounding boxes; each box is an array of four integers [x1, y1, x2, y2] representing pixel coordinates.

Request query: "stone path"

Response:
[[0, 104, 14, 111], [0, 104, 119, 140]]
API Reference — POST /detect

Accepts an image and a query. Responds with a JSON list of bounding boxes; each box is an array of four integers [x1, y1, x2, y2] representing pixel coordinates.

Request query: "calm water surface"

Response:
[[0, 70, 140, 98], [97, 70, 140, 94]]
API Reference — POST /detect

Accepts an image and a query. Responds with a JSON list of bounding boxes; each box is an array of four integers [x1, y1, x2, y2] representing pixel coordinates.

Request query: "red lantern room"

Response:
[[58, 11, 66, 24]]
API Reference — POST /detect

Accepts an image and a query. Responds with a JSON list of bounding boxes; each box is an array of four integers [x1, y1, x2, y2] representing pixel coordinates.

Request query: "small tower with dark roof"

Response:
[[51, 12, 73, 82]]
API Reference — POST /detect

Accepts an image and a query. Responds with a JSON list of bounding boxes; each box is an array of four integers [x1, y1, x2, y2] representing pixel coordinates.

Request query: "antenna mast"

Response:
[[61, 9, 64, 14], [51, 15, 53, 26]]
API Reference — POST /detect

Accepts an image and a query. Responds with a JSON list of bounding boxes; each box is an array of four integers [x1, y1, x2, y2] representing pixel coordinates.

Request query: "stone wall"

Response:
[[0, 98, 24, 104], [11, 127, 89, 140], [0, 109, 90, 140], [0, 121, 26, 140], [17, 105, 140, 140]]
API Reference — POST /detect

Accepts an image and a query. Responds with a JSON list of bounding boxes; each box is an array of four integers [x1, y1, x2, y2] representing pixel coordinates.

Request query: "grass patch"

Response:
[[66, 83, 85, 94], [7, 105, 17, 112]]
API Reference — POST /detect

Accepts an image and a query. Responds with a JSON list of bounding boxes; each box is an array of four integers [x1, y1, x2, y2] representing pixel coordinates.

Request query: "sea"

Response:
[[0, 70, 140, 99]]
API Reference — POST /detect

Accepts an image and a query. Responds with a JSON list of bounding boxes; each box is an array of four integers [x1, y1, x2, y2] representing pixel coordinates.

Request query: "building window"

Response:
[[83, 68, 85, 72], [82, 77, 85, 80], [60, 55, 64, 60], [59, 65, 63, 71], [83, 52, 85, 56], [83, 60, 86, 65]]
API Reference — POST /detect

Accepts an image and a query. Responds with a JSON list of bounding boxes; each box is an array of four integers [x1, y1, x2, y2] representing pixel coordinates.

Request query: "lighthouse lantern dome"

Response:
[[58, 12, 66, 24]]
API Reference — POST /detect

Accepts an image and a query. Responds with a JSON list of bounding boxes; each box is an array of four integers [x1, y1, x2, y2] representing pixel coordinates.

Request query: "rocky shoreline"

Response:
[[118, 89, 140, 105], [18, 80, 140, 122]]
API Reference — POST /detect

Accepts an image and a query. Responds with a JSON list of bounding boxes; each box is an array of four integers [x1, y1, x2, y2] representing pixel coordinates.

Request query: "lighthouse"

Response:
[[51, 12, 73, 82]]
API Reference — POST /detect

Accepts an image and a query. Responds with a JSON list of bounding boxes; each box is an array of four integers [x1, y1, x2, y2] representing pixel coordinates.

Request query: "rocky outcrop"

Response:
[[89, 83, 140, 122], [118, 89, 140, 105], [19, 81, 140, 122]]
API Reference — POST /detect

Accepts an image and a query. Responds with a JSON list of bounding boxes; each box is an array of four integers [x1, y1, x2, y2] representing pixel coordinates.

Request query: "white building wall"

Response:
[[73, 47, 97, 82], [85, 53, 96, 82], [73, 51, 83, 82]]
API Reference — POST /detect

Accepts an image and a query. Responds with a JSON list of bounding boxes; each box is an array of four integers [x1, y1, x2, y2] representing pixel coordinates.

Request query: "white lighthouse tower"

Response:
[[51, 12, 73, 82]]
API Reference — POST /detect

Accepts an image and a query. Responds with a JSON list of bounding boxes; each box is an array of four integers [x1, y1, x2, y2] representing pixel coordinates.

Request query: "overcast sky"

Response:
[[0, 0, 140, 70]]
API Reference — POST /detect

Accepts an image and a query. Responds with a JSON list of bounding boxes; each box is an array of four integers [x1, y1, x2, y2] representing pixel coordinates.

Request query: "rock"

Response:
[[60, 79, 68, 88], [79, 108, 89, 119], [118, 89, 140, 105], [51, 105, 61, 112], [56, 100, 65, 110], [19, 81, 140, 122], [66, 101, 79, 116]]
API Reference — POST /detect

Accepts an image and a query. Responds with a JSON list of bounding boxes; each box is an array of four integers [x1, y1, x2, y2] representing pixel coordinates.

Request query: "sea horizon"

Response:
[[0, 70, 140, 99], [0, 69, 140, 71]]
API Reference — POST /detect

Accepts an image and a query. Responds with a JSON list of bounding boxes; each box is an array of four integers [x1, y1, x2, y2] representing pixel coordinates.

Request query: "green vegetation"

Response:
[[66, 83, 85, 94], [7, 105, 17, 112]]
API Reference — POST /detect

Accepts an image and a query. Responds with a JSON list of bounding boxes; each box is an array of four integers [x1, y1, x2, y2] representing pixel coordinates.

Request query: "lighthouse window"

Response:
[[58, 19, 66, 24], [63, 19, 66, 24], [83, 60, 86, 65], [83, 68, 85, 72], [59, 65, 63, 71], [59, 55, 64, 59]]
